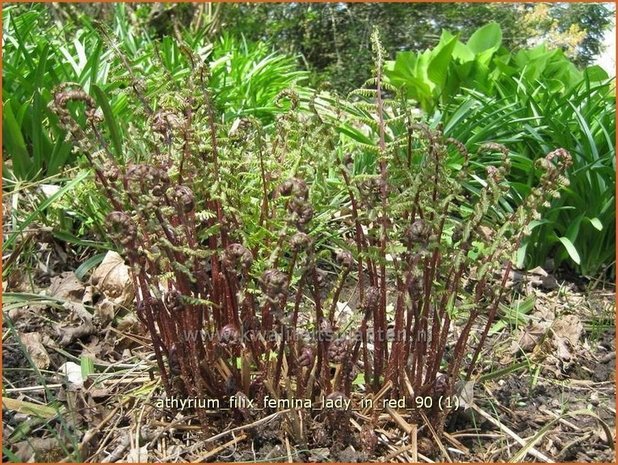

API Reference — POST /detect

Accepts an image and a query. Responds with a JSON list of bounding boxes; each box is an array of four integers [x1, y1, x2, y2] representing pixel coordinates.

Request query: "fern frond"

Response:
[[348, 88, 379, 99]]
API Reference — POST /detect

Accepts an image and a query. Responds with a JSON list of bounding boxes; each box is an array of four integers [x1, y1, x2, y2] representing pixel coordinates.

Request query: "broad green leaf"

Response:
[[584, 65, 609, 82], [443, 98, 478, 134], [515, 242, 528, 269], [454, 59, 474, 81], [81, 356, 95, 380], [467, 22, 502, 55], [386, 51, 433, 108], [565, 213, 584, 243], [452, 40, 475, 63], [428, 33, 458, 89], [475, 48, 498, 68], [416, 49, 432, 81], [52, 230, 108, 249], [32, 43, 50, 172], [2, 397, 62, 419], [490, 295, 536, 334], [527, 219, 551, 231], [517, 43, 549, 63], [3, 446, 21, 462], [468, 60, 491, 92], [82, 38, 103, 91], [445, 292, 457, 318], [569, 101, 599, 160], [47, 131, 73, 176], [337, 124, 374, 145], [521, 53, 550, 82], [388, 52, 417, 82]]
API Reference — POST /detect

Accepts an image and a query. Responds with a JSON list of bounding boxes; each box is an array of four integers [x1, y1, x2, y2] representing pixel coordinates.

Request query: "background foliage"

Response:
[[381, 21, 615, 276], [214, 2, 613, 92]]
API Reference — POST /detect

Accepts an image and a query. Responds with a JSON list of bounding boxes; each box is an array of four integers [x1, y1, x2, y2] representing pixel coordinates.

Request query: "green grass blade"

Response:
[[32, 43, 50, 173], [47, 133, 73, 176], [2, 446, 21, 462], [3, 170, 90, 251], [75, 252, 107, 280]]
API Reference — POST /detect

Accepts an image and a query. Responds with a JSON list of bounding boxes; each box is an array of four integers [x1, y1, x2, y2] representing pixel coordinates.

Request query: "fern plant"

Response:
[[51, 29, 571, 452]]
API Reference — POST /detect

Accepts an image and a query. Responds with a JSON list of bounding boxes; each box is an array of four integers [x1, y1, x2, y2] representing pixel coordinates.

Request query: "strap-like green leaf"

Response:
[[92, 84, 123, 161], [558, 236, 581, 265], [3, 100, 32, 178]]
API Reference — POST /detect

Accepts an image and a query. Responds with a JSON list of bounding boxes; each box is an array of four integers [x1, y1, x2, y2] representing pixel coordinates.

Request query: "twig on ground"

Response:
[[556, 431, 594, 460], [471, 403, 554, 462], [386, 406, 418, 461], [420, 410, 451, 462], [190, 433, 247, 462]]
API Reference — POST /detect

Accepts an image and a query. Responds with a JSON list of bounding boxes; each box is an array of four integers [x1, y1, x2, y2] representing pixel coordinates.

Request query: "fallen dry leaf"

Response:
[[13, 437, 63, 462], [95, 299, 116, 327], [56, 299, 96, 346], [117, 313, 139, 332], [59, 322, 96, 346], [528, 266, 548, 277], [20, 332, 51, 369], [540, 275, 559, 290], [531, 338, 555, 364], [82, 285, 94, 306], [507, 266, 559, 290], [48, 271, 85, 302], [62, 385, 107, 428], [90, 251, 134, 306], [7, 306, 30, 322], [455, 379, 475, 410], [126, 444, 149, 463], [549, 314, 583, 363], [551, 314, 583, 346], [554, 337, 572, 361], [512, 321, 549, 353], [308, 448, 330, 462], [63, 300, 93, 322]]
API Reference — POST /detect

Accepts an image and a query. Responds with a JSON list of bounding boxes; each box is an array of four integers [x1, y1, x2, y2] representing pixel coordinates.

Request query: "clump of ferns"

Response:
[[50, 47, 357, 429], [50, 33, 573, 444], [333, 29, 572, 433]]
